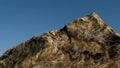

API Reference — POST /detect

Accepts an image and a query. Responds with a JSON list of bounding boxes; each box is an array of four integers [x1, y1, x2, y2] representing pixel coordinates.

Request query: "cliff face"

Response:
[[0, 12, 120, 68]]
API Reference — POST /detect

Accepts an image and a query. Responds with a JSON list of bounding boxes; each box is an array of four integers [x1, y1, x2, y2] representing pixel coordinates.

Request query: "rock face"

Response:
[[0, 12, 120, 68]]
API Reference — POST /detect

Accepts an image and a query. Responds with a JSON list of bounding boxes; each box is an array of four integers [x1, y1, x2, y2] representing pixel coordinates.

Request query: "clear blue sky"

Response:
[[0, 0, 120, 56]]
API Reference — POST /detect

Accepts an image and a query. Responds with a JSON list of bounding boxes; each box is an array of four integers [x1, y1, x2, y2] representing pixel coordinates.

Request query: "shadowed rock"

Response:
[[0, 12, 120, 68]]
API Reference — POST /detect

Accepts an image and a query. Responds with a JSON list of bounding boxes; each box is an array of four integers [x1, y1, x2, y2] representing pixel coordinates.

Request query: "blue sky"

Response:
[[0, 0, 120, 56]]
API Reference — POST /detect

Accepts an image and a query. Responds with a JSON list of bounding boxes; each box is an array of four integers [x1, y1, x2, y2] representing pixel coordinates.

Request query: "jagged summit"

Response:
[[0, 12, 120, 68], [90, 12, 99, 17]]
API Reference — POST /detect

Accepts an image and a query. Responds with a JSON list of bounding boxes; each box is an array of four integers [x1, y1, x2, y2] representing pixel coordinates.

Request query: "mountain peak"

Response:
[[0, 12, 120, 68], [90, 12, 99, 17], [89, 12, 104, 25]]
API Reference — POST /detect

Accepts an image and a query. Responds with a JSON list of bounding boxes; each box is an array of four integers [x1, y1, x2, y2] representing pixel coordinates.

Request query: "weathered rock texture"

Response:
[[0, 12, 120, 68]]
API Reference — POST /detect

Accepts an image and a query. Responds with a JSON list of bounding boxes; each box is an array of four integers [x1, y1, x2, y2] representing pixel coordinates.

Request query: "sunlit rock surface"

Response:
[[0, 12, 120, 68]]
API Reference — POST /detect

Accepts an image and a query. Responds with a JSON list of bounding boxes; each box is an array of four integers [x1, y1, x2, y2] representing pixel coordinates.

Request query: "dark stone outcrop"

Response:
[[0, 12, 120, 68]]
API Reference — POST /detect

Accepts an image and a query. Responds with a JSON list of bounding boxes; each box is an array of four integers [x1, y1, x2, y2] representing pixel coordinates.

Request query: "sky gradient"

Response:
[[0, 0, 120, 56]]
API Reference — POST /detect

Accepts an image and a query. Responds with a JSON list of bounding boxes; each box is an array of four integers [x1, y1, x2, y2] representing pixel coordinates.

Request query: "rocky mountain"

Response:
[[0, 12, 120, 68]]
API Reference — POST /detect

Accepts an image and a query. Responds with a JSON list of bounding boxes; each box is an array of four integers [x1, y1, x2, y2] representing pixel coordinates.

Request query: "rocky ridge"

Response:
[[0, 12, 120, 68]]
